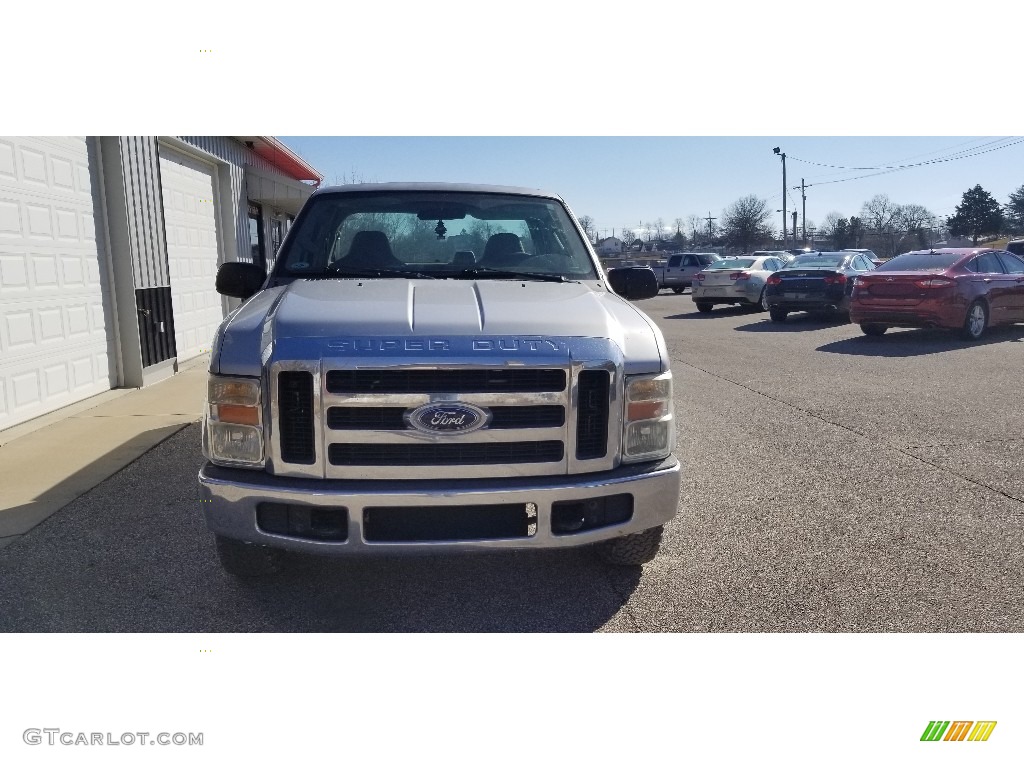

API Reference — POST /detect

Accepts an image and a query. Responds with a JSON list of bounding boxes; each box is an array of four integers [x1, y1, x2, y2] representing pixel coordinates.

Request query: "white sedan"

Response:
[[691, 254, 788, 313]]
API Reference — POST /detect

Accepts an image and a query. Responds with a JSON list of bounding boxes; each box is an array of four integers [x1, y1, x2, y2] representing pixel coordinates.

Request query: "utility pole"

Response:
[[791, 211, 798, 245], [801, 178, 807, 245], [705, 212, 716, 245], [773, 147, 787, 248]]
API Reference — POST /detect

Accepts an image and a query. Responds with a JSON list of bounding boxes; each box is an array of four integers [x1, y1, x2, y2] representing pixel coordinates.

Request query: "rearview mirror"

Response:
[[216, 262, 266, 299], [607, 266, 659, 300], [416, 204, 467, 221]]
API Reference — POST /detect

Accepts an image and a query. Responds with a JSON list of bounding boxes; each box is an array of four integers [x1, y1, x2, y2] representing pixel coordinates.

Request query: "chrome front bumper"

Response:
[[199, 458, 681, 555]]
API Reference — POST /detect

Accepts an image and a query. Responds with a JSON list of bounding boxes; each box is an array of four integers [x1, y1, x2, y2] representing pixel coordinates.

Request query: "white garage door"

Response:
[[0, 137, 112, 432], [158, 145, 223, 362]]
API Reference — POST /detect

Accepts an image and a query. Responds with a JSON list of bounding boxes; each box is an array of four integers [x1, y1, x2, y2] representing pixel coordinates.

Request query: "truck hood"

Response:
[[214, 278, 667, 376]]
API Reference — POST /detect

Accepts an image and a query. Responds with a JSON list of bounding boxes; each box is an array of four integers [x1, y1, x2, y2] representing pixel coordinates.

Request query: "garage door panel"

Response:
[[0, 137, 111, 432], [158, 144, 223, 363], [0, 140, 15, 178]]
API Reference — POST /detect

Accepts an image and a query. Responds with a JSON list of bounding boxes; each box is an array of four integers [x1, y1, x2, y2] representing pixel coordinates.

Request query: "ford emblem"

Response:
[[406, 403, 489, 435]]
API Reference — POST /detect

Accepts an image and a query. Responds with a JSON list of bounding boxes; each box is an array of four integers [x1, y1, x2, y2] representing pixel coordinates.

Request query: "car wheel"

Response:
[[962, 300, 988, 340], [214, 535, 282, 578], [695, 302, 713, 313], [594, 526, 664, 566], [672, 288, 683, 294], [769, 308, 788, 322], [759, 288, 770, 312], [860, 323, 887, 336]]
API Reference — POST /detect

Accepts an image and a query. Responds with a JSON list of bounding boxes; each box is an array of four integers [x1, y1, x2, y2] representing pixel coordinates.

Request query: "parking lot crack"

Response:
[[680, 361, 1024, 510]]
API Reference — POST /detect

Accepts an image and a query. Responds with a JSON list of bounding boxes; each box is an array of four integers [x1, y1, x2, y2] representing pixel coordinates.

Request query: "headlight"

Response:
[[203, 375, 264, 466], [622, 371, 674, 462]]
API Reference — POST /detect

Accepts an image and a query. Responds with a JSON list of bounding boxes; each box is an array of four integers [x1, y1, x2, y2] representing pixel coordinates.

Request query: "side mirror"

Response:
[[607, 266, 659, 300], [216, 262, 266, 299]]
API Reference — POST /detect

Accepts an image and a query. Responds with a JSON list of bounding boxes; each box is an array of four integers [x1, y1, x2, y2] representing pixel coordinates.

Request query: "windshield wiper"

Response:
[[320, 266, 439, 280], [454, 267, 570, 283]]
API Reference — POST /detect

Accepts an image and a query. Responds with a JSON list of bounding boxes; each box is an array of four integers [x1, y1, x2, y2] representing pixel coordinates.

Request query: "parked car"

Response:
[[843, 248, 883, 267], [1006, 239, 1024, 257], [661, 252, 722, 292], [849, 248, 1024, 340], [753, 249, 794, 264], [691, 254, 787, 313], [764, 251, 876, 322]]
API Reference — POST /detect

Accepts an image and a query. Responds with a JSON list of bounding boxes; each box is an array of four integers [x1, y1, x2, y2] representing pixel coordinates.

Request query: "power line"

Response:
[[790, 137, 1024, 179]]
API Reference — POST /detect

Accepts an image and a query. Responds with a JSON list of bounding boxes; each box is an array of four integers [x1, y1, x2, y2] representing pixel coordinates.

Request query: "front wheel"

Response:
[[594, 526, 664, 566], [214, 535, 282, 578], [860, 323, 887, 337], [961, 300, 988, 341], [695, 302, 713, 313], [769, 308, 788, 322]]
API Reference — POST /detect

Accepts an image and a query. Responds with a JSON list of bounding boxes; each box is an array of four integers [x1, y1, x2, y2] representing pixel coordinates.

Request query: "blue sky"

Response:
[[281, 137, 1024, 241]]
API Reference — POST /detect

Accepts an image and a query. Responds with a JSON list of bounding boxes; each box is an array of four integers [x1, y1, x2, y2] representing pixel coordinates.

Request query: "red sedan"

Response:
[[850, 248, 1024, 340]]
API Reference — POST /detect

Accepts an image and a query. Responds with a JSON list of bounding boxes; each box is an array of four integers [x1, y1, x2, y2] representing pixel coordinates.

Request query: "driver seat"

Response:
[[338, 230, 402, 269], [480, 233, 527, 269]]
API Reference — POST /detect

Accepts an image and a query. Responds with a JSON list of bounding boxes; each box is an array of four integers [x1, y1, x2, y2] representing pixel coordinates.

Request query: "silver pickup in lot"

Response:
[[661, 252, 722, 292], [200, 183, 681, 576]]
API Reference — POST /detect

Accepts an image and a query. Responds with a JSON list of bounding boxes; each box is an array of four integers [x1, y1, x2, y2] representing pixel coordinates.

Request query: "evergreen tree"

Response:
[[1006, 184, 1024, 234], [946, 185, 1004, 245]]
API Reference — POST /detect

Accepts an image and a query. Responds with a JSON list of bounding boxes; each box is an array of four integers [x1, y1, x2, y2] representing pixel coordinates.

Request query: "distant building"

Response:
[[595, 236, 624, 256]]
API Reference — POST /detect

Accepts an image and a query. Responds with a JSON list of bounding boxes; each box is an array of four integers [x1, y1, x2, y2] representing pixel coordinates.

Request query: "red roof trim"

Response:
[[240, 137, 322, 185]]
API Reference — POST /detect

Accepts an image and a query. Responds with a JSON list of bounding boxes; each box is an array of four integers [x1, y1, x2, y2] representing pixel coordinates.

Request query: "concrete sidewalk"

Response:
[[0, 355, 209, 549]]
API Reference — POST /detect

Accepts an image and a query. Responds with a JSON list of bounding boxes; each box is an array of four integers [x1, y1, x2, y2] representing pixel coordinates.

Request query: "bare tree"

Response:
[[621, 228, 636, 251], [860, 194, 899, 233], [893, 203, 934, 252], [720, 195, 774, 253], [860, 194, 900, 257], [577, 215, 597, 244], [685, 214, 703, 244]]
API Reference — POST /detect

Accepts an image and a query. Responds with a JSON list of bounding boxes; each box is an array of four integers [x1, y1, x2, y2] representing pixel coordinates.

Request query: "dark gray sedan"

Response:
[[764, 251, 876, 322]]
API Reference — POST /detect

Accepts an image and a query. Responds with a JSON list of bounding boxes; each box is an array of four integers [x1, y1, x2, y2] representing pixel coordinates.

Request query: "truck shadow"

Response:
[[0, 424, 643, 633], [244, 549, 643, 632]]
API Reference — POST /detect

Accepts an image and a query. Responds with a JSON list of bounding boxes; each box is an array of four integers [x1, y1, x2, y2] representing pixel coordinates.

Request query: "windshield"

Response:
[[875, 252, 961, 271], [275, 190, 597, 280], [783, 254, 846, 269], [708, 259, 755, 270]]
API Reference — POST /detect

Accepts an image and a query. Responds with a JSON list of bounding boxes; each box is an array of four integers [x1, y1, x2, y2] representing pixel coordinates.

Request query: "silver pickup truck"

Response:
[[199, 183, 681, 577]]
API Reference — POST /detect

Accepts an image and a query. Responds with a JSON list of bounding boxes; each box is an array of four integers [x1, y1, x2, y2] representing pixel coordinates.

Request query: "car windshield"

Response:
[[782, 254, 845, 269], [275, 190, 598, 280], [697, 254, 721, 264], [875, 252, 961, 271], [708, 259, 755, 270]]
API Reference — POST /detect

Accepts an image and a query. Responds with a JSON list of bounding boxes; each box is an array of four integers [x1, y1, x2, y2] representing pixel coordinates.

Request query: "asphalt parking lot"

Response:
[[1, 291, 1021, 632]]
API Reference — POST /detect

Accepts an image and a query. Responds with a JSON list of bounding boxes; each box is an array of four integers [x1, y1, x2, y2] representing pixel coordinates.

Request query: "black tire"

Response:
[[758, 288, 769, 312], [695, 302, 713, 313], [672, 287, 683, 294], [860, 323, 887, 337], [214, 535, 282, 578], [595, 526, 664, 566], [769, 308, 788, 322], [961, 299, 988, 341]]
